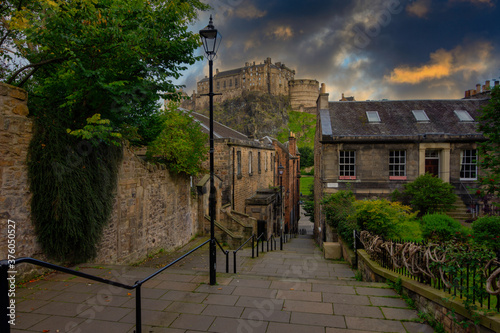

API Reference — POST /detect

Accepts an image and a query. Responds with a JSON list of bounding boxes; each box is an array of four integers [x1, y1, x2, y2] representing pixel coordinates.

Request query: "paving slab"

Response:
[[10, 209, 434, 333]]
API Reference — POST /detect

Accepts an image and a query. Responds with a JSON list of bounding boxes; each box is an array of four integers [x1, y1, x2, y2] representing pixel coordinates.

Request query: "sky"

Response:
[[178, 0, 500, 101]]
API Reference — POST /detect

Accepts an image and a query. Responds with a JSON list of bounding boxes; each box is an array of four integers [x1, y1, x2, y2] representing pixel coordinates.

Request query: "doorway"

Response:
[[425, 150, 439, 176]]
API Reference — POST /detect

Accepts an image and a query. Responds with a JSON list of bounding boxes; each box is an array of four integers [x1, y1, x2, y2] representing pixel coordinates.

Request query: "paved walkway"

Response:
[[11, 213, 433, 332]]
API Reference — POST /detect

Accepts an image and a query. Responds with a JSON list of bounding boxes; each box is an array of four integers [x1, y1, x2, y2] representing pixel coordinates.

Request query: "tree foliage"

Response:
[[5, 0, 209, 263], [277, 111, 316, 148], [477, 85, 500, 202], [394, 173, 457, 216], [147, 104, 208, 176]]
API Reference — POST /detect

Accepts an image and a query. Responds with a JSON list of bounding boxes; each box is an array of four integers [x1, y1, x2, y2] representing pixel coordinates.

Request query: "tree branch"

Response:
[[6, 56, 67, 85]]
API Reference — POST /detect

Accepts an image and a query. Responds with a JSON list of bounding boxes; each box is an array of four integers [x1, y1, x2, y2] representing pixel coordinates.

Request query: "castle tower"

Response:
[[288, 79, 320, 112]]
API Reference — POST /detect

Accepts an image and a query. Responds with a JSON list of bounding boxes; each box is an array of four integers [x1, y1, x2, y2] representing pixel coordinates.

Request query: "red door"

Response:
[[425, 158, 439, 176]]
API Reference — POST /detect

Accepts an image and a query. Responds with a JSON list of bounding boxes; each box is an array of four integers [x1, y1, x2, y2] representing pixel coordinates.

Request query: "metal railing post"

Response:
[[280, 234, 283, 250], [267, 238, 269, 252], [256, 237, 259, 257], [135, 284, 142, 333], [233, 251, 237, 274], [1, 262, 10, 333], [261, 235, 264, 253], [226, 251, 229, 273], [252, 235, 255, 258]]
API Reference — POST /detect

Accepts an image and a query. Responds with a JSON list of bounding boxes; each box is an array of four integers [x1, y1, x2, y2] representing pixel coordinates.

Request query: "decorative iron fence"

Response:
[[354, 230, 500, 312]]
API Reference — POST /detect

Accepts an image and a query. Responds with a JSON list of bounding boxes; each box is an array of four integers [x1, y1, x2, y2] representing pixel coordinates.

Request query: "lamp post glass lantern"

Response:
[[200, 15, 221, 286]]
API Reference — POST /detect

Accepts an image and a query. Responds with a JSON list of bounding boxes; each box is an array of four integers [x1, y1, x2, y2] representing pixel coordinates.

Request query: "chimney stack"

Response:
[[318, 83, 329, 110], [495, 80, 499, 87], [320, 83, 326, 94], [476, 83, 481, 94], [216, 68, 219, 75], [288, 132, 297, 157], [465, 90, 470, 98], [485, 80, 491, 90]]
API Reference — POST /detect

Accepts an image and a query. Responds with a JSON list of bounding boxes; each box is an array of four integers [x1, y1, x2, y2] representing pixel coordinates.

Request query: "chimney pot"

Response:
[[320, 83, 326, 94], [476, 83, 481, 93], [485, 80, 491, 90]]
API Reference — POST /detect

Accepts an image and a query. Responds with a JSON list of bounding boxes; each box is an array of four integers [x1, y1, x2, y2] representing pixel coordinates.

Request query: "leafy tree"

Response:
[[298, 146, 314, 168], [477, 85, 500, 204], [5, 0, 209, 263], [396, 173, 457, 216], [147, 104, 208, 176]]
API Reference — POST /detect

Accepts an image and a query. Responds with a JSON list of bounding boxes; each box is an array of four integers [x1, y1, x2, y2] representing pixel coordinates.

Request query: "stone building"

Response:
[[184, 57, 320, 112], [289, 79, 320, 113], [464, 79, 498, 99], [313, 86, 489, 244], [190, 111, 300, 242], [192, 57, 295, 111]]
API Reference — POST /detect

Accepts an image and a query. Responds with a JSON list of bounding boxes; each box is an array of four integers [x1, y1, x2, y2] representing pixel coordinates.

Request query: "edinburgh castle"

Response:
[[182, 57, 320, 113]]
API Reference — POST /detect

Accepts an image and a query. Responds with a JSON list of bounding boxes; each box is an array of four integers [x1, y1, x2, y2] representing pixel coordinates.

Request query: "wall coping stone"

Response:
[[358, 249, 500, 332]]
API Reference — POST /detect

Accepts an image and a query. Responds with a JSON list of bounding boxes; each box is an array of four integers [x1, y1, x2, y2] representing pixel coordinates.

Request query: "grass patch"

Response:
[[300, 175, 314, 196]]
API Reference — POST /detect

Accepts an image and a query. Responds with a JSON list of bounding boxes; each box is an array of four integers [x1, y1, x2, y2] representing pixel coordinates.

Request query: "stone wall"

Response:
[[95, 147, 198, 264], [0, 83, 41, 267], [0, 83, 198, 274]]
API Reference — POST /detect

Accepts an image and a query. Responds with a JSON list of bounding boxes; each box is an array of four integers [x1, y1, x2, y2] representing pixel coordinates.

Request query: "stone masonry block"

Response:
[[324, 242, 342, 260]]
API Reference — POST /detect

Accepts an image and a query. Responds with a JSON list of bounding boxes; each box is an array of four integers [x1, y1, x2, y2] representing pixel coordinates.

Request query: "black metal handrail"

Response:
[[232, 234, 257, 274], [1, 239, 211, 333], [255, 232, 266, 257], [214, 238, 230, 273]]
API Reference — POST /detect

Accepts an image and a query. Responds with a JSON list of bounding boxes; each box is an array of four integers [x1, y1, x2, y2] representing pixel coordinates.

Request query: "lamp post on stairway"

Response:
[[199, 15, 222, 286]]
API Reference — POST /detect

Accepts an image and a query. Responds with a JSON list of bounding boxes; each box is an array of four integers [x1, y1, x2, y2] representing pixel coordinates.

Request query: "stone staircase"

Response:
[[446, 197, 474, 225]]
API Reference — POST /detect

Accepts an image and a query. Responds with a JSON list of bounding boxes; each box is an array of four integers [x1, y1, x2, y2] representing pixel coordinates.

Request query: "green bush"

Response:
[[421, 214, 464, 242], [471, 216, 500, 251], [354, 199, 418, 239], [321, 190, 357, 246], [401, 173, 457, 216], [321, 190, 356, 229]]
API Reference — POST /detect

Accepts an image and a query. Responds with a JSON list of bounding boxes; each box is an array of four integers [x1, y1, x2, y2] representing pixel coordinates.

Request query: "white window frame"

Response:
[[339, 150, 356, 179], [460, 149, 477, 180], [389, 150, 406, 180]]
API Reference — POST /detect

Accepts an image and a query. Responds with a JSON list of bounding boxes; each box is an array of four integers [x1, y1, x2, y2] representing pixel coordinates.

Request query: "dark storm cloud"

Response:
[[181, 0, 500, 100]]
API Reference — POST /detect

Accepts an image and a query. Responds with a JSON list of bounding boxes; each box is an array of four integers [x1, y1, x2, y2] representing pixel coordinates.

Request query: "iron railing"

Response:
[[354, 230, 500, 312], [2, 232, 297, 331], [1, 239, 211, 333]]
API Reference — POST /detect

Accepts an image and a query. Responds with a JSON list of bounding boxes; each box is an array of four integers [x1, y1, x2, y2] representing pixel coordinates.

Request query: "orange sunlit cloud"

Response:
[[234, 4, 267, 19], [406, 0, 432, 18], [386, 41, 493, 84], [268, 25, 294, 40], [449, 0, 495, 6]]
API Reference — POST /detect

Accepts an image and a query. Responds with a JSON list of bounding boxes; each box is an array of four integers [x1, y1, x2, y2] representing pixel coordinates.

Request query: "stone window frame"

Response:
[[248, 151, 253, 176], [237, 151, 242, 179], [258, 152, 261, 174], [339, 150, 356, 180], [389, 150, 407, 180], [460, 149, 477, 180]]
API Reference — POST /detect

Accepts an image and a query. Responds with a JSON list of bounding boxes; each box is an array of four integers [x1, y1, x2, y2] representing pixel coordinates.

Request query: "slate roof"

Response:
[[320, 99, 488, 142], [189, 111, 250, 140]]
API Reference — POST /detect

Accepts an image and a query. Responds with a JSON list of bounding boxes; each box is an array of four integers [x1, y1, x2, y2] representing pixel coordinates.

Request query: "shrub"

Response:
[[321, 190, 356, 229], [321, 190, 357, 246], [354, 199, 417, 239], [471, 215, 500, 251], [402, 173, 457, 216], [421, 214, 464, 242]]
